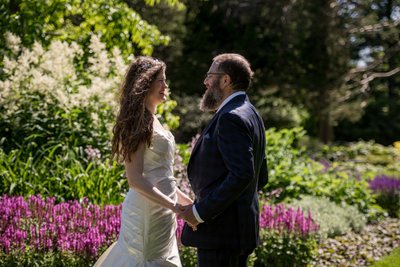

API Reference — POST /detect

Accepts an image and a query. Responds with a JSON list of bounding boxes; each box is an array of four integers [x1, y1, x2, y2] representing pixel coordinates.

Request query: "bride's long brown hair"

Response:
[[111, 56, 166, 162]]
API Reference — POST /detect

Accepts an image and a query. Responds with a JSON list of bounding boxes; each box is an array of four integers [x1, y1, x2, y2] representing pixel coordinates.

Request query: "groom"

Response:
[[179, 53, 268, 266]]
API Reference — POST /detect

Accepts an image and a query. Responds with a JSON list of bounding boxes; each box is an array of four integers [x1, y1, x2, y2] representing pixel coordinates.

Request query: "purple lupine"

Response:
[[369, 176, 400, 193], [369, 175, 400, 217]]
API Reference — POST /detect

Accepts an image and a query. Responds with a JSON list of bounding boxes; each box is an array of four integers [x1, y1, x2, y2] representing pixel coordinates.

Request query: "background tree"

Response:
[[334, 0, 400, 144], [163, 0, 399, 144], [165, 0, 350, 143]]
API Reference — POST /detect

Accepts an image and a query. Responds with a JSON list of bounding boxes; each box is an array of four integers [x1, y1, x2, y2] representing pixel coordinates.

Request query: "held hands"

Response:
[[173, 204, 199, 231]]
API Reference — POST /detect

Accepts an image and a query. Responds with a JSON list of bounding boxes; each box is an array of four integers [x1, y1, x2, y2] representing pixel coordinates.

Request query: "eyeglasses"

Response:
[[204, 72, 226, 79]]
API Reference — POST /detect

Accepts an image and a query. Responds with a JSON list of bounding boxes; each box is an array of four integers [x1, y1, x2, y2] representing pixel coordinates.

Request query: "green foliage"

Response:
[[0, 250, 94, 267], [144, 0, 184, 9], [177, 229, 318, 267], [178, 246, 197, 267], [0, 35, 180, 204], [0, 92, 113, 158], [176, 143, 191, 166], [156, 97, 180, 131], [170, 94, 213, 143], [0, 144, 126, 205], [335, 0, 400, 145], [311, 140, 400, 218], [371, 247, 400, 267], [254, 228, 318, 267], [315, 141, 400, 178], [264, 127, 381, 220], [0, 0, 182, 57], [374, 191, 400, 218], [290, 196, 367, 238], [252, 93, 309, 130]]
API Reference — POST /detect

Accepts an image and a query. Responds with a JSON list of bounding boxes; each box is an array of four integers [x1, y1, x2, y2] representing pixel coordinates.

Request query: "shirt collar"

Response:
[[216, 91, 246, 113]]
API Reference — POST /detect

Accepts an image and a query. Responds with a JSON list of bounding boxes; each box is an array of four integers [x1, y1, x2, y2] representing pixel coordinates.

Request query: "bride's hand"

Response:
[[172, 203, 184, 213]]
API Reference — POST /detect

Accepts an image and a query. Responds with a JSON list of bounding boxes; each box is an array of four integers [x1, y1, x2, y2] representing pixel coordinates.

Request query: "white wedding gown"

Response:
[[94, 120, 182, 267]]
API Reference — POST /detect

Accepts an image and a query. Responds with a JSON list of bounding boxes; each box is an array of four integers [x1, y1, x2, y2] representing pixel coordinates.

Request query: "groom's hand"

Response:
[[178, 204, 199, 231]]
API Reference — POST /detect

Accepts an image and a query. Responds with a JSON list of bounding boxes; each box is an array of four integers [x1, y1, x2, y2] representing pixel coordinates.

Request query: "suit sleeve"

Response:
[[258, 157, 268, 191], [195, 112, 255, 221]]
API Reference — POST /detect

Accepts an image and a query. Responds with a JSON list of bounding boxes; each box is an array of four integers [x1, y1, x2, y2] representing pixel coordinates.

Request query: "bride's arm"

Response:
[[125, 142, 178, 212], [176, 188, 193, 206]]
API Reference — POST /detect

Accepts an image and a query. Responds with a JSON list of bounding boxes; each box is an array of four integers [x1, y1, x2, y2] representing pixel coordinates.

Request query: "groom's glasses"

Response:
[[204, 72, 226, 79]]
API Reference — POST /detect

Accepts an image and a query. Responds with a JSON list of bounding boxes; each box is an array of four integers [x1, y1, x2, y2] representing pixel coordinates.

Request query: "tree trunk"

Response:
[[316, 88, 334, 143]]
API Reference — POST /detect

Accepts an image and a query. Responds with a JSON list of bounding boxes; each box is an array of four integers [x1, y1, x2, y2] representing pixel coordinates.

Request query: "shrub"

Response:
[[0, 32, 179, 158], [254, 204, 319, 266], [174, 203, 320, 267], [312, 141, 400, 179], [0, 33, 180, 200], [264, 128, 380, 220], [290, 196, 367, 238], [178, 246, 197, 267], [369, 176, 400, 218]]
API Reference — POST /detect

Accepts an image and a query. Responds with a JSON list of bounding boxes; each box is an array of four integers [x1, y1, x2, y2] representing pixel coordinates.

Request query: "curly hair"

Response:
[[111, 56, 166, 162]]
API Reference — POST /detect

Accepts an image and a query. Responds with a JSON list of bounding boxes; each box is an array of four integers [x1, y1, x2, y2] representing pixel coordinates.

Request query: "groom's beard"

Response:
[[199, 80, 224, 112]]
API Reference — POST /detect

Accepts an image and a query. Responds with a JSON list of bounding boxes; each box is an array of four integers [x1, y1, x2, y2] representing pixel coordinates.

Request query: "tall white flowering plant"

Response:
[[0, 33, 126, 158], [0, 32, 178, 160], [1, 32, 124, 116]]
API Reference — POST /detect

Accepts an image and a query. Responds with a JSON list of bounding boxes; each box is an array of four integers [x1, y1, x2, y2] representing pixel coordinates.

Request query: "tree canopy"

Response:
[[1, 0, 399, 144]]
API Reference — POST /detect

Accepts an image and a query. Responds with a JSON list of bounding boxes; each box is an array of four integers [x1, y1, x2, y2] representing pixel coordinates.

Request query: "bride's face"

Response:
[[146, 70, 168, 108]]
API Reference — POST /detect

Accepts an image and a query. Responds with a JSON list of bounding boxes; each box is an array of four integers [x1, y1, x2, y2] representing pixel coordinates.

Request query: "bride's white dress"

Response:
[[94, 120, 181, 267]]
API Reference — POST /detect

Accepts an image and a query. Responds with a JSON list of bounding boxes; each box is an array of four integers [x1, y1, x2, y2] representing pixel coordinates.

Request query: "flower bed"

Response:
[[1, 195, 320, 266], [369, 176, 400, 217], [0, 195, 120, 260]]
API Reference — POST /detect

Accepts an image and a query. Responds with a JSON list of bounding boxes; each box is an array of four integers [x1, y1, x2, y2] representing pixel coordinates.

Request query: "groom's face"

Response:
[[200, 63, 225, 112]]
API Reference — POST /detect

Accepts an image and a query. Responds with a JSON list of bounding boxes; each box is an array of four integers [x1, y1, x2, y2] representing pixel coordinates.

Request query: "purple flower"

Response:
[[369, 176, 400, 194], [0, 195, 121, 257], [259, 203, 319, 236], [84, 145, 101, 161], [319, 159, 331, 172]]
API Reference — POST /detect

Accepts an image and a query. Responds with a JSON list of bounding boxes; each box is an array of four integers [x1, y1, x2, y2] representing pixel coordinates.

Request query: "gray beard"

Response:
[[199, 86, 224, 112]]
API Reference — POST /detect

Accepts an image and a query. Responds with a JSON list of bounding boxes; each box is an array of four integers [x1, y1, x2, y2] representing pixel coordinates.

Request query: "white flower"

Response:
[[88, 36, 111, 78], [2, 56, 17, 74], [4, 32, 21, 55], [1, 34, 127, 130], [111, 47, 127, 76]]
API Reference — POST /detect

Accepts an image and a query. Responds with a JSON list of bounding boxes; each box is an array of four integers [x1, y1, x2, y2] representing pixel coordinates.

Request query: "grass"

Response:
[[371, 247, 400, 267]]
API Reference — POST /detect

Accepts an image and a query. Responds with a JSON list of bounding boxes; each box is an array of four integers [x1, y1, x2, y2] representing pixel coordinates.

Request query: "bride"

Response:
[[94, 57, 192, 267]]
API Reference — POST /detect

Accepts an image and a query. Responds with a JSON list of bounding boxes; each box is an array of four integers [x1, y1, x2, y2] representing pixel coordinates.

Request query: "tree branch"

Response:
[[348, 19, 400, 34], [339, 67, 400, 103]]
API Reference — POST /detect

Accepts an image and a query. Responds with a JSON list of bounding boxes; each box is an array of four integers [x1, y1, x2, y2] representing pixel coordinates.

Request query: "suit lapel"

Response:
[[190, 111, 219, 158], [188, 94, 247, 172]]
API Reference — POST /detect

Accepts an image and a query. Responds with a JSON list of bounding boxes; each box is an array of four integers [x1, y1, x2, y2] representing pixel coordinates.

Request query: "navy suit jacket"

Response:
[[181, 94, 268, 250]]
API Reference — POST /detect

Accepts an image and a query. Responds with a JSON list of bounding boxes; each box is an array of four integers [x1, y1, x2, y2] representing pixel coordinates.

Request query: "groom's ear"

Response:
[[223, 74, 231, 86]]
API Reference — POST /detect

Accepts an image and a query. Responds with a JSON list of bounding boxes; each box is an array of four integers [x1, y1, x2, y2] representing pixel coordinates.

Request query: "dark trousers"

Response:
[[197, 248, 253, 267]]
